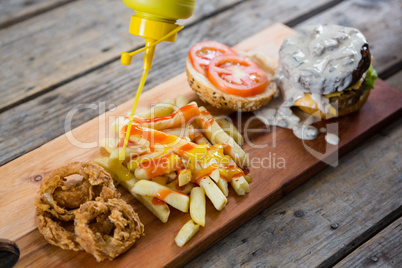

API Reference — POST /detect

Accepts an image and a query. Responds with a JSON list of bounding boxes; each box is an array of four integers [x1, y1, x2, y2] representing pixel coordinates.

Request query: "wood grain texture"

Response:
[[1, 21, 293, 245], [334, 217, 402, 268], [0, 0, 242, 112], [0, 0, 73, 29], [185, 74, 402, 267], [185, 1, 402, 266], [296, 0, 402, 76], [186, 116, 402, 267], [386, 70, 402, 91], [0, 0, 335, 166], [0, 24, 401, 267], [1, 0, 401, 266]]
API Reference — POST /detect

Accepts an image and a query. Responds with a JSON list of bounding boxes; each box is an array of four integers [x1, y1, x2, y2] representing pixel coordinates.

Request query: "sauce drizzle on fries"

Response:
[[96, 97, 251, 247]]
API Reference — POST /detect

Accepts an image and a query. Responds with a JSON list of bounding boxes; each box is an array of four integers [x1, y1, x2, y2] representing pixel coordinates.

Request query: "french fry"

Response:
[[134, 153, 182, 180], [108, 143, 149, 163], [199, 159, 220, 183], [230, 176, 250, 196], [219, 158, 250, 196], [190, 187, 206, 227], [175, 219, 199, 247], [163, 126, 194, 141], [138, 102, 200, 131], [107, 149, 133, 178], [136, 194, 170, 223], [199, 177, 227, 211], [196, 106, 249, 167], [217, 178, 229, 197], [138, 99, 175, 119], [166, 180, 194, 194], [176, 95, 189, 108], [166, 179, 194, 195], [209, 168, 220, 183], [127, 150, 167, 171], [94, 157, 171, 223], [132, 180, 190, 213], [166, 171, 177, 182], [215, 117, 244, 146], [108, 147, 125, 163], [192, 129, 211, 144], [98, 97, 253, 242], [178, 169, 192, 186], [152, 176, 168, 185]]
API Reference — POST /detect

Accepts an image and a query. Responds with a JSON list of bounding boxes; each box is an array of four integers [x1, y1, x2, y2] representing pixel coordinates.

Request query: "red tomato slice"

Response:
[[207, 55, 269, 97], [189, 41, 237, 76]]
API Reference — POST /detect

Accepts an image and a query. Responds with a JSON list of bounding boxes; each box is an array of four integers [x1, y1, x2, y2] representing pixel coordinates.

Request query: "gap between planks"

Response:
[[379, 60, 402, 80], [334, 216, 402, 267], [0, 0, 342, 166], [185, 117, 402, 267], [320, 205, 402, 267], [0, 0, 245, 114], [0, 0, 78, 30], [0, 0, 344, 115]]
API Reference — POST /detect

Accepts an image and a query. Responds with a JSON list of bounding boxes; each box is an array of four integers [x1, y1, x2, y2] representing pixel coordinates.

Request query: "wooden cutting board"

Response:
[[1, 23, 401, 268]]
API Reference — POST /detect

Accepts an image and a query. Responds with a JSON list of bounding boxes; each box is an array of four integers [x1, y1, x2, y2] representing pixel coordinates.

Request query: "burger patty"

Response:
[[328, 82, 368, 110]]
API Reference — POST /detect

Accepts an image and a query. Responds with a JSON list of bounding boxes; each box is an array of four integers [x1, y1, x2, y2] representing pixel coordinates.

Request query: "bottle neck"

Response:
[[135, 11, 177, 24]]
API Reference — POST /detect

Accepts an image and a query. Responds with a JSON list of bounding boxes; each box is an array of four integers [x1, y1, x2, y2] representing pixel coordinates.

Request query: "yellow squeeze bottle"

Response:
[[119, 0, 196, 159]]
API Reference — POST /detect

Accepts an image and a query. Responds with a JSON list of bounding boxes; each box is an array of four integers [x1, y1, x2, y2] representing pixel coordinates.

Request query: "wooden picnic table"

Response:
[[0, 0, 401, 267]]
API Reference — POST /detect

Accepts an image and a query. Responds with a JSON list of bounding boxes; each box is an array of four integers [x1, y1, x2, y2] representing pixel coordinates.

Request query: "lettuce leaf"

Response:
[[364, 65, 378, 89]]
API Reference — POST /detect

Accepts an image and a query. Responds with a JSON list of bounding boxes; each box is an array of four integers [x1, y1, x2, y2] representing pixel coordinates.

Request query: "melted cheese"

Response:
[[293, 93, 337, 117]]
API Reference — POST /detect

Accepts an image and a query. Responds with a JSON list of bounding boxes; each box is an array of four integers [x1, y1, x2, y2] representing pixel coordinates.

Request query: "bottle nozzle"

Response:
[[121, 16, 183, 67], [143, 40, 155, 71]]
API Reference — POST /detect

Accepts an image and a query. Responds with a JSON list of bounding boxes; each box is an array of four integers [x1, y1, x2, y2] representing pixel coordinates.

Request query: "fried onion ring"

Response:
[[74, 199, 144, 262], [35, 162, 118, 251], [36, 211, 83, 251]]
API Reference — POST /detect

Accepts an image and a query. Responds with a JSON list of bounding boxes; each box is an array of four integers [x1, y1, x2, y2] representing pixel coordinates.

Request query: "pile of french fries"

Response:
[[95, 96, 251, 247]]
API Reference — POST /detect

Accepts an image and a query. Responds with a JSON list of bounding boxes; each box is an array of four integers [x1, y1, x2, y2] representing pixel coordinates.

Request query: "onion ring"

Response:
[[74, 198, 144, 262], [35, 162, 118, 251]]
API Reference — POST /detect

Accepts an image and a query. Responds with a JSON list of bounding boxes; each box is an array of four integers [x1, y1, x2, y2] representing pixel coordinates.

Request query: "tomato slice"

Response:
[[207, 55, 269, 97], [189, 41, 237, 76]]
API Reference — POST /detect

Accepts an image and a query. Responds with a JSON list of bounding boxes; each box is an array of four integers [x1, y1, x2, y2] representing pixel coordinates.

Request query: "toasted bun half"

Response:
[[186, 56, 277, 112], [294, 85, 371, 119]]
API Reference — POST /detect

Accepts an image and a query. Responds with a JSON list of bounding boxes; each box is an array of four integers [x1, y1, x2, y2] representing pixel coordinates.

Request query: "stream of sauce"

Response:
[[120, 69, 149, 159]]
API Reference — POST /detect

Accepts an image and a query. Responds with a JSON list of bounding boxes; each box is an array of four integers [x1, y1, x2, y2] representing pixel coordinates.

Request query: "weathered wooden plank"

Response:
[[296, 0, 402, 78], [0, 0, 335, 165], [334, 217, 402, 268], [3, 26, 402, 268], [386, 70, 402, 91], [0, 0, 241, 112], [185, 116, 402, 268], [185, 1, 402, 266], [0, 0, 73, 29]]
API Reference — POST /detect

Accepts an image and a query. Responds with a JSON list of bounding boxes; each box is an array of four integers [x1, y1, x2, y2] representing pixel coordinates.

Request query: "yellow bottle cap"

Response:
[[121, 15, 183, 70], [129, 15, 179, 42]]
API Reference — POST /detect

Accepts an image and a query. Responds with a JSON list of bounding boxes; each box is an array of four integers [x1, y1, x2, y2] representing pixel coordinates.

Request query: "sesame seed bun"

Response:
[[186, 55, 277, 112]]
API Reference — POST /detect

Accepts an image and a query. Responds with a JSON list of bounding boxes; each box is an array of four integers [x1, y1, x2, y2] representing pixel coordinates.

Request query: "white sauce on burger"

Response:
[[253, 24, 367, 143], [276, 24, 367, 114]]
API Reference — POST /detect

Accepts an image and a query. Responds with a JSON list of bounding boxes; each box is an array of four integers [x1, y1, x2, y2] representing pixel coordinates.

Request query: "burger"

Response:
[[186, 41, 277, 112], [276, 24, 378, 118]]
